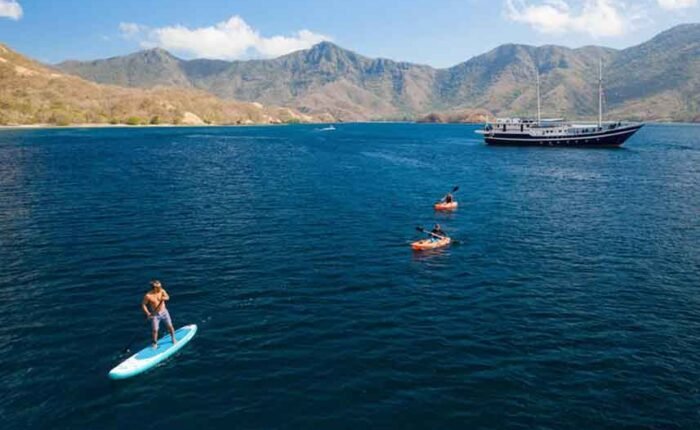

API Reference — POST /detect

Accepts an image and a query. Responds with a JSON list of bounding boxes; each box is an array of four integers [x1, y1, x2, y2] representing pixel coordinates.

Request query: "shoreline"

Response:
[[0, 122, 313, 131], [0, 121, 697, 131]]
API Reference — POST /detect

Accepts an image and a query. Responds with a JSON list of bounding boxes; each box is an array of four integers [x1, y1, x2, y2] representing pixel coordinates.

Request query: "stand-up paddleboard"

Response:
[[109, 324, 198, 380]]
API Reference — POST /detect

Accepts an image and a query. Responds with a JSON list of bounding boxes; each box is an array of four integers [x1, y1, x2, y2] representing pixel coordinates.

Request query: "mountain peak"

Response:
[[297, 40, 367, 67], [309, 41, 343, 53], [663, 22, 700, 34], [653, 22, 700, 41], [626, 22, 700, 53], [56, 45, 189, 88], [134, 47, 178, 61]]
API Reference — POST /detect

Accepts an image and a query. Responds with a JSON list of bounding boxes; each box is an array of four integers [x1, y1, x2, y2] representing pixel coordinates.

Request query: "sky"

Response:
[[0, 0, 698, 67]]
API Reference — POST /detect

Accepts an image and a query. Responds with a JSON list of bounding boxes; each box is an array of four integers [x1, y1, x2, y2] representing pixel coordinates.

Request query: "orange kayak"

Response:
[[411, 237, 451, 251], [434, 201, 458, 211]]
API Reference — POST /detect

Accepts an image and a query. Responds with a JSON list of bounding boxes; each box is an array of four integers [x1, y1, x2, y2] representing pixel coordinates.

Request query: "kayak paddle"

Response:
[[416, 226, 447, 240], [439, 186, 459, 203]]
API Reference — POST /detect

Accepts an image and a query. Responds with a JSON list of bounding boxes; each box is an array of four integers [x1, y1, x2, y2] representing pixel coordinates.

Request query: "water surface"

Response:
[[1, 124, 699, 429]]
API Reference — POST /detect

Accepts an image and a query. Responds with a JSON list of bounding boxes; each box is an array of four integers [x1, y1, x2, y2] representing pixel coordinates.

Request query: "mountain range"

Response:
[[0, 44, 329, 126], [56, 23, 700, 122]]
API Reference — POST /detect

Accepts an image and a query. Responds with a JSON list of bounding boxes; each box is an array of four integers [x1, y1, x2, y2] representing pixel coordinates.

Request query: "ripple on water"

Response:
[[0, 124, 699, 429]]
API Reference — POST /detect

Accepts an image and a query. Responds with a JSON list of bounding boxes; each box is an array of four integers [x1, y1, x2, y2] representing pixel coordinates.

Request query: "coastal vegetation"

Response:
[[416, 109, 494, 124], [0, 44, 332, 127]]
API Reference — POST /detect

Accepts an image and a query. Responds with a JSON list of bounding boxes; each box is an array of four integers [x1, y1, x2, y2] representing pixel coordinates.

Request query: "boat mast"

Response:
[[536, 68, 541, 125], [598, 58, 603, 128]]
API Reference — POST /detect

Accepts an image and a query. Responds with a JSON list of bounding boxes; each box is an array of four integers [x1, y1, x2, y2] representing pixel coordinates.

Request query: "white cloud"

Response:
[[0, 0, 22, 20], [657, 0, 697, 9], [119, 22, 147, 39], [125, 15, 331, 60], [504, 0, 630, 37]]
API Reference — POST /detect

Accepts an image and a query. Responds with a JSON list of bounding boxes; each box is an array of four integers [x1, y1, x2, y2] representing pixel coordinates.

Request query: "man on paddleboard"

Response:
[[142, 280, 176, 349]]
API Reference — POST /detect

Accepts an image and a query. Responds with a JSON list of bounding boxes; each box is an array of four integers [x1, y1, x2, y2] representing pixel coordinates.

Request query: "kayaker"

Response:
[[442, 193, 454, 203], [431, 224, 447, 239], [142, 280, 177, 349]]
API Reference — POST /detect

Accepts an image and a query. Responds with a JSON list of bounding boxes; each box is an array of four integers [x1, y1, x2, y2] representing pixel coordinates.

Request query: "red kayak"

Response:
[[411, 236, 451, 251], [434, 201, 458, 211]]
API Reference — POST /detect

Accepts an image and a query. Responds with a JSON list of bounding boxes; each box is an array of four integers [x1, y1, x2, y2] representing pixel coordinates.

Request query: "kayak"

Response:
[[108, 324, 198, 380], [411, 237, 451, 251], [434, 202, 458, 211]]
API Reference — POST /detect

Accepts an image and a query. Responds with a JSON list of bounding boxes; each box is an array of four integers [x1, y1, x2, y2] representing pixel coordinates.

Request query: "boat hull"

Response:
[[484, 124, 643, 147]]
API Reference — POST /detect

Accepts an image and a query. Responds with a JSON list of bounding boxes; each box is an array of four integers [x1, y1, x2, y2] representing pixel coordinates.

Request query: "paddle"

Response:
[[416, 226, 463, 245], [416, 226, 447, 240], [122, 320, 149, 354], [439, 186, 460, 203], [122, 296, 165, 354]]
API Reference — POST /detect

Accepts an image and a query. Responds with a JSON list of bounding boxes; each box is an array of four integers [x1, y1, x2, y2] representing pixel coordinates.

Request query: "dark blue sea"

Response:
[[1, 123, 699, 429]]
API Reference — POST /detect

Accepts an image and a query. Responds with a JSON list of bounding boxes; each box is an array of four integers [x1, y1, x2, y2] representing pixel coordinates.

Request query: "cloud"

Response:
[[124, 16, 331, 60], [657, 0, 697, 9], [504, 0, 630, 37], [0, 0, 22, 20], [119, 22, 148, 39]]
